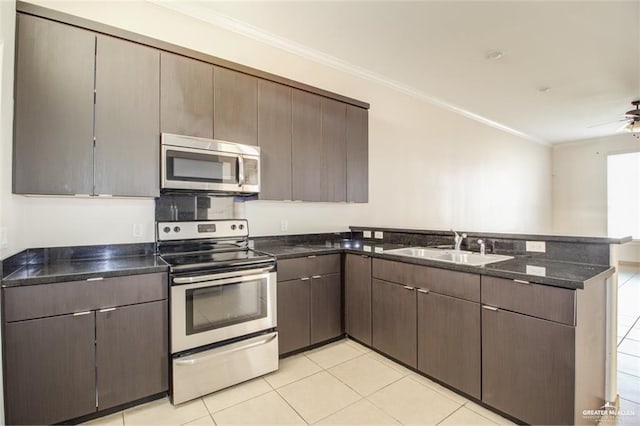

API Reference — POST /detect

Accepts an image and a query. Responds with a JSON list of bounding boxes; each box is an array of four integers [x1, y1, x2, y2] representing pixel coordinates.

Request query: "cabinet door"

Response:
[[214, 67, 258, 144], [14, 14, 95, 195], [345, 254, 372, 345], [96, 300, 169, 410], [95, 35, 160, 196], [292, 89, 323, 201], [310, 273, 343, 344], [346, 105, 368, 203], [482, 307, 575, 425], [321, 98, 346, 202], [257, 79, 292, 200], [160, 52, 213, 138], [372, 279, 417, 367], [277, 278, 310, 355], [5, 313, 96, 425], [418, 292, 480, 399]]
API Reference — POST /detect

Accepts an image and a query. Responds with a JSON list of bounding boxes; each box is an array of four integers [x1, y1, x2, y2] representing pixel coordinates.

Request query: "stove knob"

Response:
[[231, 224, 237, 230], [163, 227, 171, 233], [239, 224, 245, 230], [174, 226, 181, 233]]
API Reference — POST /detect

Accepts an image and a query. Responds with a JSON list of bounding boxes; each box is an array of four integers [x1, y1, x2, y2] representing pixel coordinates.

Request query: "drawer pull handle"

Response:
[[312, 275, 321, 279], [300, 277, 310, 281], [361, 255, 369, 258], [482, 305, 499, 311], [403, 286, 415, 291], [417, 288, 429, 294], [513, 279, 531, 285], [99, 307, 116, 313], [73, 311, 92, 316], [86, 277, 104, 282], [307, 255, 317, 259]]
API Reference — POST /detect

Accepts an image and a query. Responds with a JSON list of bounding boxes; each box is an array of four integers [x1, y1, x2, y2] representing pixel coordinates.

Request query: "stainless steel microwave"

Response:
[[161, 133, 260, 194]]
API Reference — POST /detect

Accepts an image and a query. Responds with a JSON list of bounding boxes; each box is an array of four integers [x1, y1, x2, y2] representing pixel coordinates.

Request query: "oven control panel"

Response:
[[157, 220, 248, 241]]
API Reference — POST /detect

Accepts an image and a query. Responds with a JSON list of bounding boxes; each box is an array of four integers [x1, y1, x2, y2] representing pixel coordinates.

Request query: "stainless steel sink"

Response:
[[384, 246, 512, 266]]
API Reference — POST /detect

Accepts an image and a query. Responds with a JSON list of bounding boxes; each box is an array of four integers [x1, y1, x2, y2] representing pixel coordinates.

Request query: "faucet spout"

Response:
[[452, 229, 467, 251]]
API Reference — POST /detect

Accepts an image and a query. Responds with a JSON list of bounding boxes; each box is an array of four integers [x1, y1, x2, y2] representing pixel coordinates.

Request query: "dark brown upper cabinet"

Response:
[[13, 14, 95, 195], [292, 89, 323, 201], [160, 52, 214, 139], [257, 80, 292, 200], [322, 98, 347, 202], [214, 67, 258, 145], [346, 105, 369, 203], [94, 35, 160, 197]]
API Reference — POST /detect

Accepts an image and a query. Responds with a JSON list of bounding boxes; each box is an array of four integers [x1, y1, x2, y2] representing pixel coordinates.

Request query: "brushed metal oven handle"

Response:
[[173, 267, 274, 284]]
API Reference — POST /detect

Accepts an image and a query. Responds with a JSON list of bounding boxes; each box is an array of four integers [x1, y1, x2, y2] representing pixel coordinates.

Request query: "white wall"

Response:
[[0, 0, 553, 258], [552, 133, 639, 262]]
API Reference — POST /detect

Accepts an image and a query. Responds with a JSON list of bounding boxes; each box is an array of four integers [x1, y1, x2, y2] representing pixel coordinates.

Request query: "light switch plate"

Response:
[[374, 231, 384, 239], [526, 241, 546, 252], [363, 230, 372, 239]]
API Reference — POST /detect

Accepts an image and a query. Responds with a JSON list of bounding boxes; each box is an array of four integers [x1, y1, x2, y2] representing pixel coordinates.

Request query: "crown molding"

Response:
[[149, 0, 547, 146]]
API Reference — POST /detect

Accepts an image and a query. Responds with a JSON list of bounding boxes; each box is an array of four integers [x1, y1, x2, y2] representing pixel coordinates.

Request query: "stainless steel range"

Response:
[[157, 219, 278, 405]]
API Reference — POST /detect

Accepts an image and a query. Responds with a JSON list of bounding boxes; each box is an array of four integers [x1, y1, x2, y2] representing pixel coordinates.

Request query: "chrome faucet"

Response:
[[452, 230, 467, 251], [478, 239, 486, 256]]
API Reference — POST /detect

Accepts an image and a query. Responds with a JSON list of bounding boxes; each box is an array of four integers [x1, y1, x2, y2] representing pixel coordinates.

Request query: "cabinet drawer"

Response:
[[481, 276, 575, 326], [372, 259, 479, 302], [4, 272, 168, 322], [277, 257, 309, 281], [277, 254, 341, 281]]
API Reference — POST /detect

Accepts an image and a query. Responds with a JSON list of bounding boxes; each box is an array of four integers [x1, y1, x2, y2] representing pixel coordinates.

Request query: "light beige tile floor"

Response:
[[84, 338, 515, 426]]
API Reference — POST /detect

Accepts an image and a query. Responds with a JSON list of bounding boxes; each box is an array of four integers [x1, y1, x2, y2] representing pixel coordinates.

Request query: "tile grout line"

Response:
[[435, 404, 466, 425], [272, 385, 312, 425]]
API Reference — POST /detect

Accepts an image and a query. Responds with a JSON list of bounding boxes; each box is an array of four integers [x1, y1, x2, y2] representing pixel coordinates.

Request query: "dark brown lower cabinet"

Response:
[[310, 273, 342, 344], [97, 300, 168, 410], [417, 291, 480, 399], [482, 307, 575, 425], [277, 278, 311, 354], [5, 313, 96, 425], [345, 254, 372, 345], [371, 278, 416, 367]]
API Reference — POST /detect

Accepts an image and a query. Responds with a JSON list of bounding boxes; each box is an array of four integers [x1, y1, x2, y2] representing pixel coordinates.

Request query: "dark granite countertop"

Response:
[[256, 240, 614, 290], [2, 255, 168, 287]]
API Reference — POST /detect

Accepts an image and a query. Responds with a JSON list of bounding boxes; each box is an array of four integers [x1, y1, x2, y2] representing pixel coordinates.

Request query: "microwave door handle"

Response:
[[238, 155, 245, 187]]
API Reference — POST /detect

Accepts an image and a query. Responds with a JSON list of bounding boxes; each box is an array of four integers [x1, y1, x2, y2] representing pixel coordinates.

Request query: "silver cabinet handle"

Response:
[[513, 279, 531, 285], [99, 307, 116, 313], [86, 277, 104, 282], [300, 277, 310, 281], [73, 311, 92, 316], [482, 305, 499, 311], [403, 286, 415, 291], [361, 255, 369, 258], [307, 255, 317, 259], [417, 288, 429, 294], [312, 275, 321, 279]]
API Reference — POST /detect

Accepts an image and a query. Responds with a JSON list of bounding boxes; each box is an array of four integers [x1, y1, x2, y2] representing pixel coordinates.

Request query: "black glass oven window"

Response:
[[167, 150, 238, 184], [185, 278, 267, 335]]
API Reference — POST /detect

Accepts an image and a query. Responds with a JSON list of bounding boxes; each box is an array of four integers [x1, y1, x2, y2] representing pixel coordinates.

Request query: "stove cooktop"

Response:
[[160, 248, 275, 273]]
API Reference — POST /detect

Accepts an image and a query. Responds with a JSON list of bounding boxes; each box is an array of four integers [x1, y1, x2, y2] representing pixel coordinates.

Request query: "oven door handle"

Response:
[[174, 332, 277, 366], [173, 267, 274, 285]]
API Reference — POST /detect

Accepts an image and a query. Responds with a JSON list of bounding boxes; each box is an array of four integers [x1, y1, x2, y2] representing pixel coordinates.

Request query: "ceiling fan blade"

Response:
[[587, 118, 628, 128]]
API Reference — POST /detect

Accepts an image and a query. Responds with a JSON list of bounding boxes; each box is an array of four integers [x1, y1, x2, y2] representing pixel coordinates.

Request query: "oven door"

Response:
[[171, 268, 276, 353], [161, 144, 242, 192]]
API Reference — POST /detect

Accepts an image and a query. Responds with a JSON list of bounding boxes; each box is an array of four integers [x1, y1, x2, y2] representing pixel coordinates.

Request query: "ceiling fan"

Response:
[[588, 100, 640, 138]]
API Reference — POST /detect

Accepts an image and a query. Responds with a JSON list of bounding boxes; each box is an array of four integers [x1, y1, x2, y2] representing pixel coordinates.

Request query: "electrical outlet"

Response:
[[525, 241, 546, 253], [0, 227, 7, 249], [374, 231, 384, 239], [132, 223, 144, 238], [280, 219, 288, 232], [363, 230, 372, 239]]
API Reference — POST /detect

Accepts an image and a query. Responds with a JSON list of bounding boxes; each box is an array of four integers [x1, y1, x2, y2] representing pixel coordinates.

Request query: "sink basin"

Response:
[[384, 246, 512, 266], [430, 252, 513, 266]]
